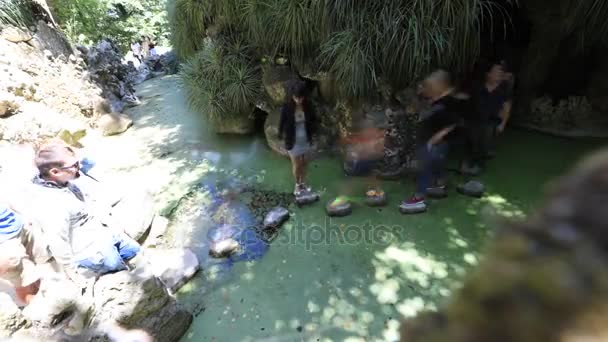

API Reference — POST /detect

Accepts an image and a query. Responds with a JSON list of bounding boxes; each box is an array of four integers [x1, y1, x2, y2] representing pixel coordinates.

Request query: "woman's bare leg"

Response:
[[298, 156, 307, 186], [289, 155, 298, 183]]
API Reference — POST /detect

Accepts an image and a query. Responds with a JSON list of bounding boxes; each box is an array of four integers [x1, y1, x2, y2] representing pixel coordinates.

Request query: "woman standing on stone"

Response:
[[278, 81, 317, 195]]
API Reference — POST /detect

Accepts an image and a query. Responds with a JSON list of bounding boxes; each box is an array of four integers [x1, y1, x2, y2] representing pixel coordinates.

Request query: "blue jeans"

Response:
[[75, 231, 141, 274], [416, 143, 448, 195]]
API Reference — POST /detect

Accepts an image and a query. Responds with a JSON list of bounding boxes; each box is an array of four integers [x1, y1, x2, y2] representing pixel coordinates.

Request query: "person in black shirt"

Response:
[[278, 80, 317, 195], [402, 70, 460, 212], [477, 61, 513, 158]]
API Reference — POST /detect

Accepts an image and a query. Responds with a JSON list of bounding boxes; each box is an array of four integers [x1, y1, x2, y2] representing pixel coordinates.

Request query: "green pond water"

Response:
[[131, 78, 603, 342]]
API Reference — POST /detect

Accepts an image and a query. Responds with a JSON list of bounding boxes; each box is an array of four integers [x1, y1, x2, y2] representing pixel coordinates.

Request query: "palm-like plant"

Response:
[[167, 0, 208, 60], [175, 0, 517, 123], [0, 0, 34, 28], [181, 38, 262, 126]]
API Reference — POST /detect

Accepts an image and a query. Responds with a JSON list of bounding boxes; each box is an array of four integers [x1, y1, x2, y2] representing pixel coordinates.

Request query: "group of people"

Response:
[[278, 59, 514, 212], [0, 140, 154, 305], [130, 35, 158, 63]]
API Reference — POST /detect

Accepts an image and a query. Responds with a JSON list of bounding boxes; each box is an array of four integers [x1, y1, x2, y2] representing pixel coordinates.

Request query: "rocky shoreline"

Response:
[[0, 20, 193, 342]]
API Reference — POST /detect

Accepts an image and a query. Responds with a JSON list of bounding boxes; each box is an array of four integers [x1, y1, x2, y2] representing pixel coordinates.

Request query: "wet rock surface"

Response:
[[457, 180, 485, 198], [295, 190, 320, 206], [365, 191, 387, 207], [326, 199, 353, 217], [399, 202, 427, 215], [263, 207, 290, 229]]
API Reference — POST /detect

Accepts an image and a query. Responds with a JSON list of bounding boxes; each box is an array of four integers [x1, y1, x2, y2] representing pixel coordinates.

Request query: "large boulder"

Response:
[[97, 112, 133, 136], [21, 271, 92, 336], [262, 65, 299, 105], [145, 248, 200, 293], [109, 189, 156, 243], [85, 39, 139, 113], [160, 51, 179, 75], [1, 27, 32, 43], [92, 270, 192, 342], [30, 20, 73, 59]]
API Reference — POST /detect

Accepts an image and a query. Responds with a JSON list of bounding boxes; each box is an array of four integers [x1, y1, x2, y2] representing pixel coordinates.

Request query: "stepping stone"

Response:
[[399, 201, 427, 214], [263, 207, 290, 229], [326, 198, 353, 217], [457, 180, 485, 198], [209, 238, 240, 258], [461, 164, 482, 176], [427, 186, 448, 199], [365, 191, 387, 207], [295, 190, 320, 206]]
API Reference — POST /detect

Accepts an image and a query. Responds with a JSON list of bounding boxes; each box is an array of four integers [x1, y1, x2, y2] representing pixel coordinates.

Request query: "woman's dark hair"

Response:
[[283, 80, 313, 115]]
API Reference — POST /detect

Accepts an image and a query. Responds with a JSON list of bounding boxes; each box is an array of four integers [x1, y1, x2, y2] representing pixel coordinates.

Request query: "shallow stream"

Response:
[[116, 76, 603, 342]]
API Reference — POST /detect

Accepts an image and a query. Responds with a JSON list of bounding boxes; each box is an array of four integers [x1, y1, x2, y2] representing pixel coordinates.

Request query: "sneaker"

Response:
[[293, 184, 301, 196], [400, 196, 427, 213], [300, 183, 312, 192]]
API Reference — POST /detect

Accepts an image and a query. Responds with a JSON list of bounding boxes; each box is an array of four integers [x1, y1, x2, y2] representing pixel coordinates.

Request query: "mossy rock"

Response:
[[262, 65, 299, 105]]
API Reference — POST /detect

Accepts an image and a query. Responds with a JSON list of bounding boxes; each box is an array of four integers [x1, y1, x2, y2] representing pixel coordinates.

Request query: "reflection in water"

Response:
[[188, 175, 269, 275]]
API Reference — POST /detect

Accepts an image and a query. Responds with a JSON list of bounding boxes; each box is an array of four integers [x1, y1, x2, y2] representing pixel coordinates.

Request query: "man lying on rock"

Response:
[[29, 143, 154, 283]]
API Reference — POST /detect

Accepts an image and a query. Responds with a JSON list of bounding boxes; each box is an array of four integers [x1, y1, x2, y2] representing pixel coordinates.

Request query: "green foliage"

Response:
[[0, 0, 34, 28], [167, 0, 208, 60], [171, 0, 514, 100], [52, 0, 169, 52], [181, 38, 262, 125]]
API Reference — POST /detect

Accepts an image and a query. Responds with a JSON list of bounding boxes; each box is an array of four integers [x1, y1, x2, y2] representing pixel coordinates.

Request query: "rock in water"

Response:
[[295, 190, 320, 206], [457, 180, 485, 198], [146, 248, 200, 293], [400, 201, 427, 215], [209, 238, 240, 258], [92, 271, 192, 342], [427, 186, 448, 199], [326, 198, 353, 217], [97, 112, 133, 136], [365, 190, 387, 207], [263, 207, 290, 229]]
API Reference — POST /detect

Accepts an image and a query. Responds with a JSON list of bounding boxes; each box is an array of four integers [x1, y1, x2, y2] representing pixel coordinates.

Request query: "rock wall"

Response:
[[0, 20, 158, 145], [82, 39, 139, 113]]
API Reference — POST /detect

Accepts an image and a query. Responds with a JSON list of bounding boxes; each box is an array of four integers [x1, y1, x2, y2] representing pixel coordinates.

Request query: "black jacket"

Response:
[[278, 103, 317, 151]]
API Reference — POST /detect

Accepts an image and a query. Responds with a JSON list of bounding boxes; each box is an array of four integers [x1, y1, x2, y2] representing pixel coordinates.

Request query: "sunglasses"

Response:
[[59, 161, 80, 170]]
